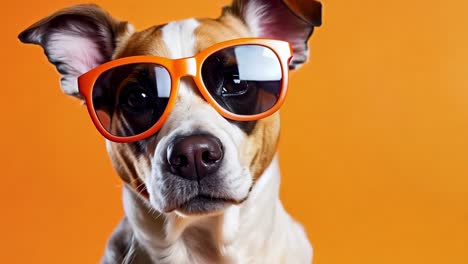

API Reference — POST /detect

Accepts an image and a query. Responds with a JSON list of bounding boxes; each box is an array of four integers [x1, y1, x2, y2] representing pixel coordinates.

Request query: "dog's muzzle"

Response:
[[147, 129, 251, 215]]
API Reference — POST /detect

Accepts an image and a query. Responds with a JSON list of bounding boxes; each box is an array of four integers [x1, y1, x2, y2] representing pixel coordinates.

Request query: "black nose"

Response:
[[167, 134, 224, 181]]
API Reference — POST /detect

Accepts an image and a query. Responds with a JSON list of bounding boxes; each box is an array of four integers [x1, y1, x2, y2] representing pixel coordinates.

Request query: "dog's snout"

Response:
[[167, 134, 224, 181]]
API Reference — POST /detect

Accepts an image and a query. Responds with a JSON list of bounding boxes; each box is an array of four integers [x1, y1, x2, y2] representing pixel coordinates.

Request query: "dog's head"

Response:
[[19, 0, 321, 216]]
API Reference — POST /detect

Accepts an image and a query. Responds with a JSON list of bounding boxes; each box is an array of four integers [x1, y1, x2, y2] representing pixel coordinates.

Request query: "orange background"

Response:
[[1, 0, 467, 263]]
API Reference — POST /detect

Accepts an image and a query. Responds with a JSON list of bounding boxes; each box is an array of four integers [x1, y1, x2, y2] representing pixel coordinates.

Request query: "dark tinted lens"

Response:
[[201, 45, 282, 116], [92, 63, 171, 137]]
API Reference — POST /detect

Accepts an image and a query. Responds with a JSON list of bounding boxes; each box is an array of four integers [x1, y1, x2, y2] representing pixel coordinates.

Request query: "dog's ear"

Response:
[[229, 0, 322, 69], [18, 4, 133, 98]]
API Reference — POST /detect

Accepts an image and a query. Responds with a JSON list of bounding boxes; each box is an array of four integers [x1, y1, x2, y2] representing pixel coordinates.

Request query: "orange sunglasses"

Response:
[[78, 38, 293, 143]]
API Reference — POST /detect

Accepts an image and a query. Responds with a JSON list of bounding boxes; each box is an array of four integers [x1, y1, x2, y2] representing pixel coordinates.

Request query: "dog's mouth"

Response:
[[130, 176, 251, 215]]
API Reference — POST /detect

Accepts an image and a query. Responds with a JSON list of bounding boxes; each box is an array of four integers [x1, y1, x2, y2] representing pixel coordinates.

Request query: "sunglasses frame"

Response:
[[78, 38, 293, 143]]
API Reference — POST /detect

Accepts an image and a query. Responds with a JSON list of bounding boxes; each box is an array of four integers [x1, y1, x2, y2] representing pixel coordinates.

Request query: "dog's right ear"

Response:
[[229, 0, 322, 70], [18, 4, 134, 98]]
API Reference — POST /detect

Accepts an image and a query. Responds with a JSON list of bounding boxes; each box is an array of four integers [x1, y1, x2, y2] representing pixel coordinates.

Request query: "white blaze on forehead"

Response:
[[161, 18, 200, 59]]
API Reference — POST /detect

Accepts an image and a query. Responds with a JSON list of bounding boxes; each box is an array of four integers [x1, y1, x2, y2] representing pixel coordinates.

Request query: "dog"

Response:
[[19, 1, 321, 263]]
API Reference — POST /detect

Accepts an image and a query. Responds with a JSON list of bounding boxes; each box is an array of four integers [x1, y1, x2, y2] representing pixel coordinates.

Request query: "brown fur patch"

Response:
[[112, 23, 135, 59], [194, 14, 251, 52], [114, 25, 170, 58], [242, 113, 281, 179], [108, 141, 152, 191]]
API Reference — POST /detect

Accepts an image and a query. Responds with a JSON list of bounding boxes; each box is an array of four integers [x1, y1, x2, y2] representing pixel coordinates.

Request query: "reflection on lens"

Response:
[[201, 45, 282, 116], [92, 63, 171, 137]]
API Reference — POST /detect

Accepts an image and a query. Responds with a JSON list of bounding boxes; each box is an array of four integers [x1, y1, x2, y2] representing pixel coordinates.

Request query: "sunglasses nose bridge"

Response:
[[174, 57, 197, 77]]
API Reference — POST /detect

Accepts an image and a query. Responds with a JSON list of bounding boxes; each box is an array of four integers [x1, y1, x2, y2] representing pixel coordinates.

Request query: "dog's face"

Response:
[[20, 0, 321, 216]]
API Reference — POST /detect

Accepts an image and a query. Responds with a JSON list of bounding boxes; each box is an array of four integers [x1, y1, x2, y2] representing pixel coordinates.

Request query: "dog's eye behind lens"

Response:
[[120, 85, 153, 112], [92, 63, 172, 137]]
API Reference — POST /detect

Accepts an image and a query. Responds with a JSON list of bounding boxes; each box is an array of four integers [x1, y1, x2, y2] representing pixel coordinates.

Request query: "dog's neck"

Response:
[[122, 154, 310, 263]]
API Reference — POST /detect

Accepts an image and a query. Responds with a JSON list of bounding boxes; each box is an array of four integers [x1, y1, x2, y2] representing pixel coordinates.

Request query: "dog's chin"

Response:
[[174, 195, 234, 216], [160, 194, 249, 216]]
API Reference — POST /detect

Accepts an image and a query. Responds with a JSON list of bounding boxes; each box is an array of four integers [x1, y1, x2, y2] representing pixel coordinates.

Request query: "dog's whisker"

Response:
[[135, 181, 146, 190], [147, 207, 162, 221], [137, 186, 147, 197], [128, 176, 144, 185]]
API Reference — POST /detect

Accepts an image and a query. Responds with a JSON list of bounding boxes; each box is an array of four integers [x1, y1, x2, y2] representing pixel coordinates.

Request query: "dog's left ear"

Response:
[[229, 0, 322, 69], [18, 4, 133, 98]]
